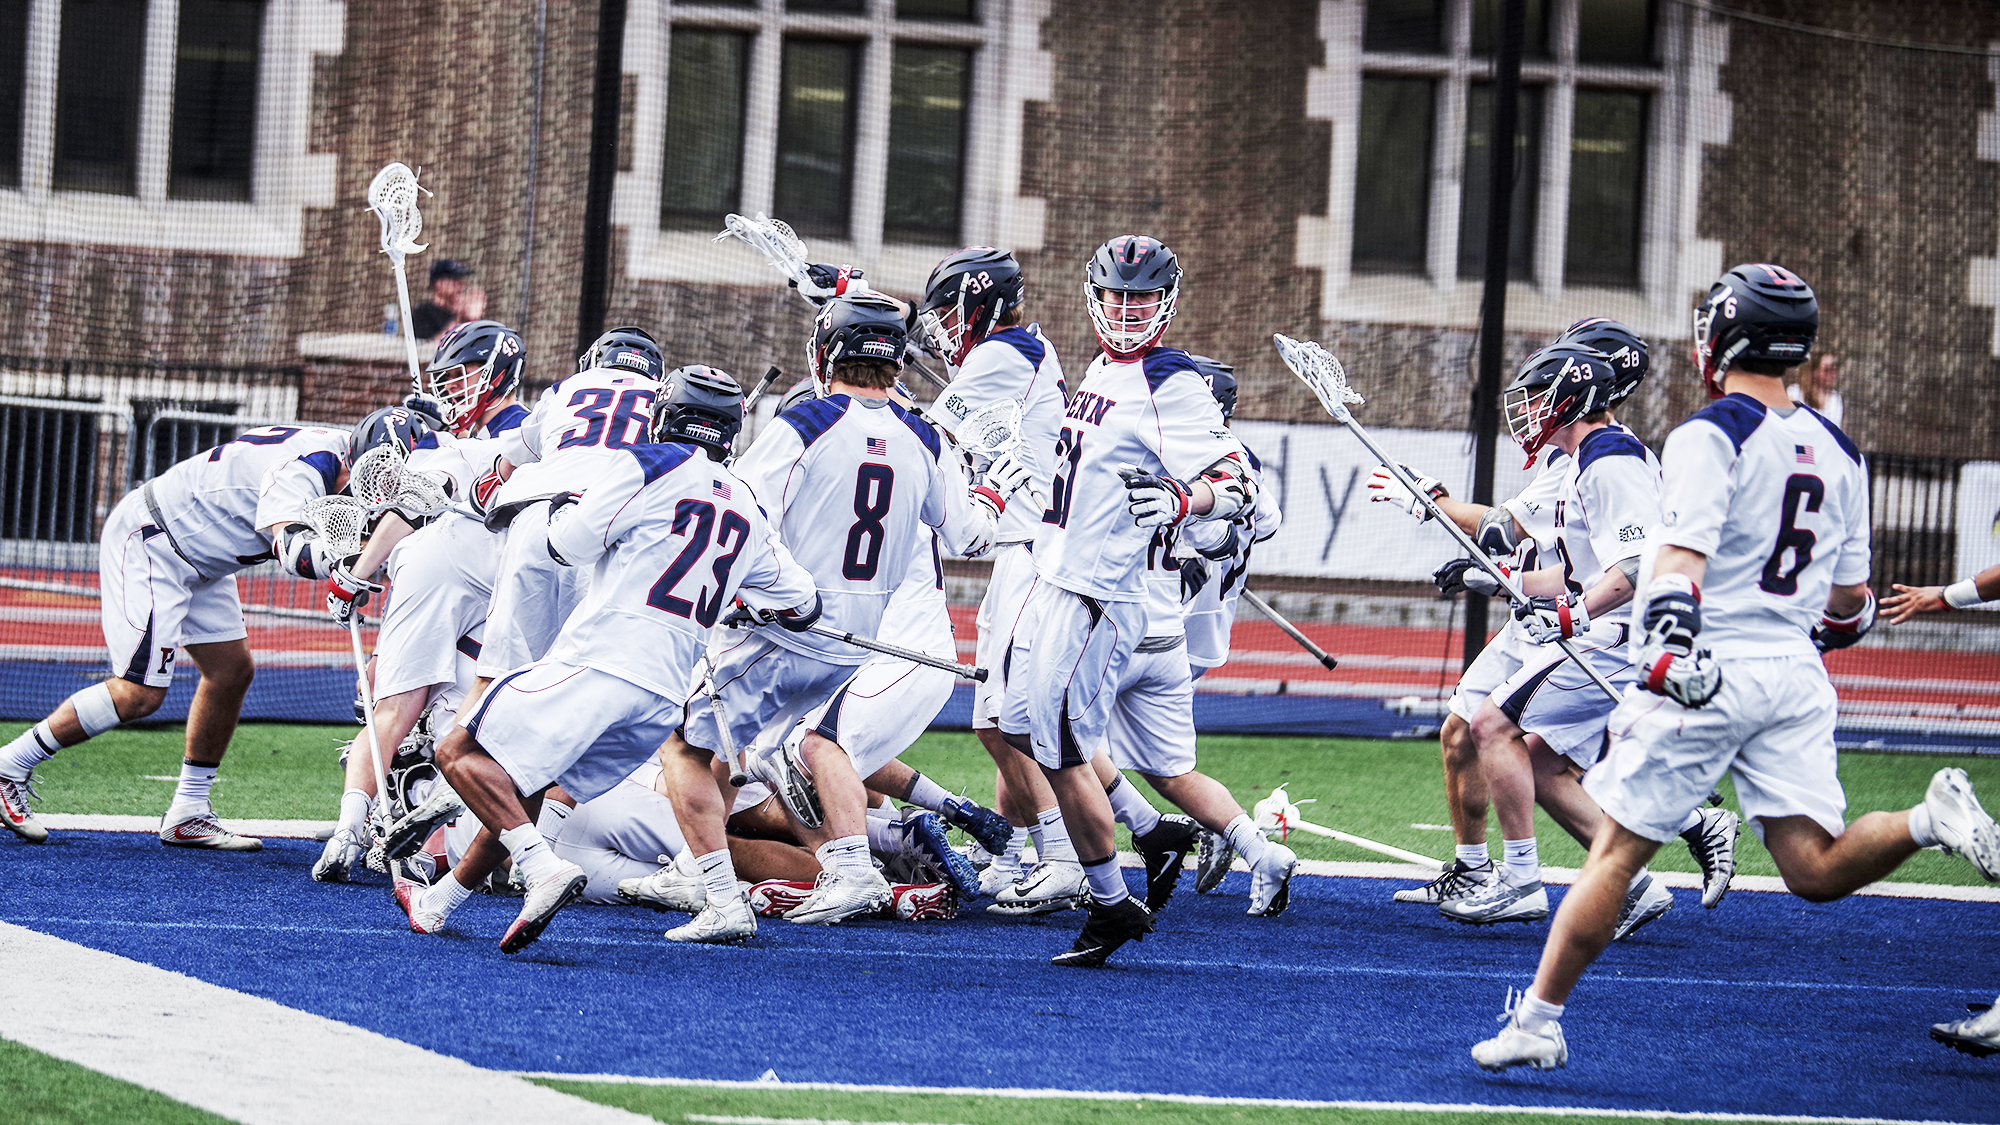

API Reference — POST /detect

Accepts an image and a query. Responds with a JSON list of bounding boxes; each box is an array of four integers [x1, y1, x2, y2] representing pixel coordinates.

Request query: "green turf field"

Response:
[[0, 1038, 233, 1125], [6, 721, 1996, 885]]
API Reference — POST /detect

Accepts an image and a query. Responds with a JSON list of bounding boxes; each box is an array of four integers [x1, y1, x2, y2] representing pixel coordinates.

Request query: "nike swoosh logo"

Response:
[[1158, 850, 1184, 871]]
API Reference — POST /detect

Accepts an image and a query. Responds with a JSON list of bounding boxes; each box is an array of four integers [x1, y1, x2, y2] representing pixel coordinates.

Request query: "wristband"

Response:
[[1943, 578, 1984, 609]]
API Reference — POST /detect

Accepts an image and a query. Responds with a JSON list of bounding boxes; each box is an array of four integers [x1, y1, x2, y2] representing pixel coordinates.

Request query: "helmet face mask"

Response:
[[1085, 235, 1180, 358], [1503, 345, 1617, 460], [422, 320, 524, 436]]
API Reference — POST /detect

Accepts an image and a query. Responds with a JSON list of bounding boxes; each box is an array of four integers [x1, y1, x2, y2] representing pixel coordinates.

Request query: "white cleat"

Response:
[[977, 850, 1026, 898], [665, 897, 758, 944], [986, 860, 1086, 916], [393, 875, 450, 935], [617, 864, 707, 915], [1472, 992, 1568, 1072], [1932, 999, 2000, 1057], [0, 773, 48, 844], [499, 861, 587, 954], [1613, 872, 1675, 941], [159, 807, 262, 851], [1440, 877, 1548, 925], [785, 868, 894, 925], [1247, 844, 1298, 917], [312, 826, 364, 883], [1680, 806, 1739, 908], [1394, 859, 1496, 905], [1923, 768, 2000, 881]]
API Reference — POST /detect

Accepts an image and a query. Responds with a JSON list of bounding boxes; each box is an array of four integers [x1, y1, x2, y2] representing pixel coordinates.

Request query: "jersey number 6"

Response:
[[1759, 473, 1823, 596]]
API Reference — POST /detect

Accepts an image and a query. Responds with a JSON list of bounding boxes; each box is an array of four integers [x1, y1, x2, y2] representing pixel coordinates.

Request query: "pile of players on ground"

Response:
[[2, 239, 1998, 1065]]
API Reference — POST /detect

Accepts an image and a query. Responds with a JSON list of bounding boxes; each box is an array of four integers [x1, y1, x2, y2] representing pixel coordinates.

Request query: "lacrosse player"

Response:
[[1473, 265, 2000, 1072], [401, 368, 819, 952], [0, 412, 431, 847], [995, 234, 1257, 967], [654, 296, 1009, 939]]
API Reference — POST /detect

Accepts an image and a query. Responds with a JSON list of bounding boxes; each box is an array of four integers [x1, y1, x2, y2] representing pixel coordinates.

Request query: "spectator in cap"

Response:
[[411, 259, 487, 341]]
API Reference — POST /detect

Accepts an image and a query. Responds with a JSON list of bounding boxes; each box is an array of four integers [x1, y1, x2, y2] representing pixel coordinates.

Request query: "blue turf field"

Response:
[[4, 833, 1997, 1121]]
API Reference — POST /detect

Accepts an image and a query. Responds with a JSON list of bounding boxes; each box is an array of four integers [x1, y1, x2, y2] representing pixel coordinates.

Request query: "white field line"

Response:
[[686, 1116, 968, 1125], [518, 1073, 1988, 1125], [34, 816, 2000, 901], [0, 921, 658, 1125]]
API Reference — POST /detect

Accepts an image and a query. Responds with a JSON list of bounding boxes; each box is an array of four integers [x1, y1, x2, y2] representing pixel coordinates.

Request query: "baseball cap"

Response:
[[430, 259, 473, 283]]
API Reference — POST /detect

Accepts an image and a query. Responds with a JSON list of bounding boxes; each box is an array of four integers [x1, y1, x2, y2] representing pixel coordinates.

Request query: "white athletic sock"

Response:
[[418, 872, 473, 919], [1035, 806, 1077, 863], [497, 823, 564, 884], [1676, 808, 1704, 835], [1908, 804, 1939, 848], [695, 848, 739, 902], [170, 761, 219, 813], [1456, 843, 1492, 868], [1516, 991, 1565, 1032], [1105, 775, 1162, 838], [338, 789, 371, 835], [0, 723, 60, 781], [864, 815, 901, 855], [815, 835, 874, 877], [1082, 853, 1128, 905], [535, 799, 572, 843], [1224, 814, 1271, 867], [1002, 826, 1028, 865], [865, 800, 897, 823], [904, 772, 951, 813], [675, 849, 703, 878], [1502, 837, 1539, 885]]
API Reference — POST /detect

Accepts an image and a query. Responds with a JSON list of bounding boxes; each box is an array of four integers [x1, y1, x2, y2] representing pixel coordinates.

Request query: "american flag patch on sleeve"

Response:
[[1795, 444, 1815, 465], [866, 437, 888, 457], [713, 480, 731, 499]]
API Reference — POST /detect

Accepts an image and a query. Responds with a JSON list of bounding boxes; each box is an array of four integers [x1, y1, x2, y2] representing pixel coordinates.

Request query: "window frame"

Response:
[[0, 0, 340, 257], [621, 0, 1049, 294], [1301, 0, 1721, 339]]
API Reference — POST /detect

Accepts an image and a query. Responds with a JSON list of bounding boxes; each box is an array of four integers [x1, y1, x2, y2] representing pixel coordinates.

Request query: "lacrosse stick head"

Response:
[[299, 496, 368, 558], [1273, 334, 1363, 422], [347, 444, 408, 511], [714, 212, 811, 288], [366, 163, 431, 264], [957, 398, 1025, 461], [390, 470, 453, 521]]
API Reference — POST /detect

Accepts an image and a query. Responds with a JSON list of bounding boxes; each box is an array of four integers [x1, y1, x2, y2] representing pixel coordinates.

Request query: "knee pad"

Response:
[[70, 682, 124, 737]]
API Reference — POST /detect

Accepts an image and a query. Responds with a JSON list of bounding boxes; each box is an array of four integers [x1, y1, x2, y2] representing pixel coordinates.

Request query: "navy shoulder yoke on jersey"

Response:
[[1804, 406, 1861, 464], [780, 396, 851, 448], [301, 450, 342, 495], [1576, 425, 1648, 473], [487, 403, 530, 434], [891, 401, 942, 458], [987, 325, 1046, 370], [1686, 393, 1768, 454], [630, 442, 702, 483], [1140, 347, 1204, 392]]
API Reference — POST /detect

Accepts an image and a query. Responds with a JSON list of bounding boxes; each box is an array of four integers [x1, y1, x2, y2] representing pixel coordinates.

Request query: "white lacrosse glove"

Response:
[[1118, 463, 1193, 528], [1635, 574, 1721, 707], [793, 263, 866, 306], [1366, 463, 1447, 521], [1197, 462, 1256, 522], [326, 561, 382, 628], [1515, 593, 1590, 643], [981, 449, 1032, 502], [1432, 557, 1508, 598], [278, 525, 342, 581]]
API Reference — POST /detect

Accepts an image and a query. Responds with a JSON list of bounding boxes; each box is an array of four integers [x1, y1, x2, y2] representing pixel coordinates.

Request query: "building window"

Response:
[[660, 28, 751, 229], [1352, 76, 1433, 274], [2, 0, 338, 256], [773, 37, 861, 238], [884, 44, 970, 242]]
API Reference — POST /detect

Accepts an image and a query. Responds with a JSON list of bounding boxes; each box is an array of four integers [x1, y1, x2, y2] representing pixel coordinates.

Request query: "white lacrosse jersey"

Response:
[[1548, 423, 1661, 604], [142, 424, 350, 578], [496, 366, 662, 504], [733, 394, 976, 664], [1034, 347, 1249, 603], [877, 531, 951, 651], [1639, 395, 1870, 660], [1502, 444, 1569, 566], [928, 324, 1067, 546], [544, 442, 813, 700], [1184, 446, 1282, 668]]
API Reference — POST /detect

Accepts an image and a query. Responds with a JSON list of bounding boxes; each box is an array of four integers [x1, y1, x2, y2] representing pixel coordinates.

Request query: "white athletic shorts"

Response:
[[803, 648, 956, 780], [1000, 580, 1146, 770], [1585, 653, 1846, 844], [1100, 639, 1198, 777], [681, 630, 853, 760], [551, 774, 688, 904], [972, 543, 1037, 729], [476, 502, 588, 681], [99, 489, 247, 688], [1448, 624, 1529, 724], [1489, 624, 1636, 768], [458, 659, 680, 804], [374, 514, 501, 699]]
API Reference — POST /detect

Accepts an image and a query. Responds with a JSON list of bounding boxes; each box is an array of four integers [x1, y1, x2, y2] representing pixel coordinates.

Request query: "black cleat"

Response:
[[1133, 814, 1199, 912], [1050, 896, 1156, 968]]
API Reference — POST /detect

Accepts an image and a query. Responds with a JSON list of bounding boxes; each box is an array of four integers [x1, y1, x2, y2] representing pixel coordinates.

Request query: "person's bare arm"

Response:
[[1882, 562, 2000, 623]]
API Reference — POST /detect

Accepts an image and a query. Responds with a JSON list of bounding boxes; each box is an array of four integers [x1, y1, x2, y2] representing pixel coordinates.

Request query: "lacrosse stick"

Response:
[[741, 365, 786, 414], [714, 212, 812, 290], [301, 496, 396, 823], [958, 397, 1047, 512], [1252, 785, 1443, 868], [803, 622, 987, 681], [705, 659, 754, 790], [1239, 589, 1339, 671], [348, 443, 452, 525], [1272, 334, 1620, 702], [366, 163, 432, 386]]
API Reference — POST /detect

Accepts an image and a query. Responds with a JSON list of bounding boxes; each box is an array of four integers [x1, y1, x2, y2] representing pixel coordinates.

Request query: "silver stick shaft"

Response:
[[1239, 589, 1339, 671], [804, 622, 988, 682]]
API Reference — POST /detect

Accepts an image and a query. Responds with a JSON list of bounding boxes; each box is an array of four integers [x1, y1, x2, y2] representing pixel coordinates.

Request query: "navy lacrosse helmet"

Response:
[[423, 319, 525, 436], [653, 365, 745, 460], [1188, 354, 1238, 421], [1692, 264, 1817, 396], [348, 405, 432, 467], [579, 325, 665, 380], [1556, 317, 1649, 406], [1085, 234, 1180, 358], [918, 247, 1026, 367], [808, 296, 907, 397], [1503, 344, 1618, 461]]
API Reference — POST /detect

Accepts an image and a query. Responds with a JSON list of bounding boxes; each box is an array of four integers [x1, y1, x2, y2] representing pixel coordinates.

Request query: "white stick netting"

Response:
[[366, 162, 430, 265], [299, 496, 368, 558], [958, 398, 1025, 460], [348, 444, 408, 510], [1273, 333, 1364, 423], [714, 212, 811, 288]]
